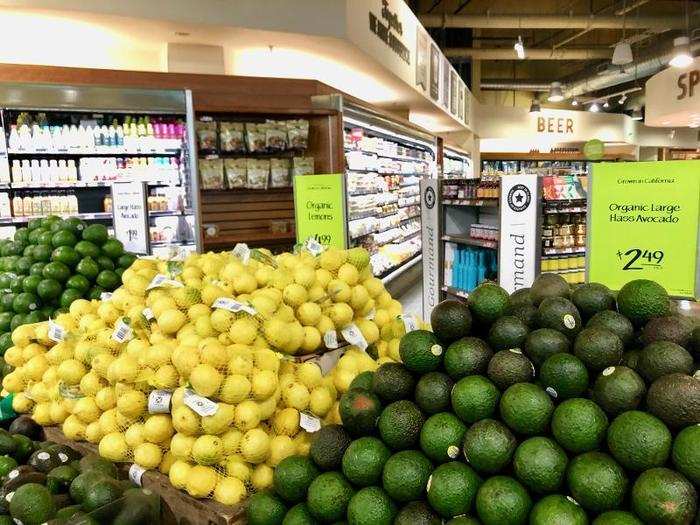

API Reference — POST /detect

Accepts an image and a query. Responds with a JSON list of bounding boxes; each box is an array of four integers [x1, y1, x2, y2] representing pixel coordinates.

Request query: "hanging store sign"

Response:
[[111, 181, 150, 254], [499, 175, 541, 294], [588, 161, 700, 298], [293, 174, 347, 249], [421, 178, 440, 318], [645, 56, 700, 127]]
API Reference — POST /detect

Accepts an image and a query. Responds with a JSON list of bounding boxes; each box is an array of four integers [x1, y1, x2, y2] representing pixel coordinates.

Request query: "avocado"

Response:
[[529, 494, 588, 525], [430, 300, 472, 344], [487, 349, 534, 390], [247, 492, 287, 525], [641, 315, 694, 348], [571, 282, 615, 320], [306, 471, 354, 522], [54, 504, 82, 521], [3, 465, 46, 492], [475, 476, 532, 525], [9, 482, 56, 525], [399, 330, 443, 373], [78, 455, 118, 478], [371, 363, 415, 403], [346, 486, 396, 525], [539, 353, 590, 400], [382, 450, 432, 502], [462, 419, 516, 475], [567, 451, 627, 512], [646, 373, 700, 429], [617, 279, 670, 326], [506, 302, 538, 328], [0, 432, 16, 457], [28, 449, 63, 474], [46, 464, 79, 494], [672, 424, 700, 485], [607, 410, 672, 472], [631, 468, 697, 524], [509, 287, 533, 306], [587, 310, 635, 348], [621, 350, 641, 370], [499, 383, 554, 435], [592, 366, 646, 416], [487, 316, 529, 352], [419, 412, 467, 463], [341, 437, 390, 487], [377, 400, 424, 450], [339, 388, 382, 437], [636, 341, 693, 382], [468, 283, 510, 326], [11, 434, 35, 464], [536, 297, 582, 338], [592, 511, 643, 525], [414, 372, 453, 414], [551, 398, 608, 453], [426, 462, 480, 519], [348, 371, 374, 391], [394, 501, 441, 525], [513, 436, 567, 494], [69, 470, 108, 504], [523, 328, 570, 365], [309, 425, 351, 471], [45, 444, 80, 464], [690, 326, 700, 355], [573, 327, 624, 372], [529, 273, 570, 305], [81, 477, 124, 521], [444, 337, 493, 379], [8, 416, 43, 441], [451, 375, 500, 424]]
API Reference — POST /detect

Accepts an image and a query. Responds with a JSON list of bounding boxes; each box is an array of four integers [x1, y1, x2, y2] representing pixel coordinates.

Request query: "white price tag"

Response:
[[323, 330, 339, 349], [142, 308, 155, 321], [312, 348, 346, 376], [99, 292, 113, 301], [111, 319, 133, 343], [183, 388, 219, 416], [401, 315, 419, 333], [364, 309, 376, 320], [299, 412, 322, 432], [212, 297, 257, 316], [128, 464, 146, 486], [148, 390, 172, 414], [146, 274, 184, 290], [341, 323, 368, 351], [232, 243, 251, 264], [48, 320, 66, 343], [305, 238, 324, 256]]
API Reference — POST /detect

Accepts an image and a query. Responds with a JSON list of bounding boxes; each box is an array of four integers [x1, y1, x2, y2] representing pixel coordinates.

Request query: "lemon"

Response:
[[316, 315, 335, 337], [221, 429, 243, 455], [377, 291, 393, 308], [172, 405, 200, 436], [297, 362, 322, 389], [327, 279, 351, 303], [251, 369, 278, 400], [282, 283, 308, 308], [234, 400, 260, 431], [240, 428, 271, 464], [319, 249, 345, 272], [79, 371, 105, 397], [170, 433, 196, 459], [270, 270, 293, 291], [134, 442, 162, 469], [117, 390, 147, 419], [169, 460, 192, 489], [225, 455, 251, 481], [62, 414, 86, 440], [28, 382, 48, 403], [350, 285, 370, 311], [327, 303, 353, 328], [186, 465, 218, 498], [388, 338, 401, 361], [42, 366, 58, 385], [309, 387, 334, 417], [253, 349, 279, 373], [307, 285, 326, 303], [192, 435, 223, 465], [251, 463, 274, 491], [228, 318, 258, 346], [144, 344, 171, 368], [283, 382, 310, 411], [3, 347, 23, 368], [333, 368, 355, 393], [124, 275, 149, 296], [187, 303, 210, 321], [210, 309, 234, 334], [201, 403, 235, 435], [124, 422, 146, 448], [199, 341, 229, 369], [254, 266, 273, 287], [73, 396, 100, 423], [233, 273, 257, 294], [11, 393, 33, 414], [159, 451, 176, 474], [108, 355, 139, 384], [172, 346, 200, 378], [194, 316, 216, 338], [272, 408, 300, 436], [151, 364, 179, 389], [95, 387, 116, 411], [91, 353, 115, 379], [201, 285, 226, 306], [23, 354, 48, 382], [268, 435, 296, 467], [292, 265, 316, 288], [356, 319, 380, 344], [219, 375, 251, 404], [144, 414, 174, 443], [171, 286, 202, 308], [374, 308, 390, 328], [294, 431, 313, 455], [151, 296, 177, 318], [99, 432, 129, 461], [297, 302, 322, 327], [85, 421, 104, 443], [157, 309, 187, 335], [57, 359, 86, 385], [97, 302, 120, 325], [99, 409, 120, 434], [213, 477, 246, 505], [11, 324, 34, 347], [189, 364, 223, 397], [49, 400, 69, 424], [300, 326, 322, 354], [337, 263, 359, 286], [263, 318, 289, 350]]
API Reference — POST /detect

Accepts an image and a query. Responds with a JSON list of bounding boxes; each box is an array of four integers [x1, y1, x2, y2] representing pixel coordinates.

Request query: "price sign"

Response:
[[148, 390, 172, 414], [589, 161, 700, 297], [48, 320, 66, 343], [341, 323, 368, 351], [128, 464, 146, 486], [147, 274, 184, 290], [232, 243, 251, 264], [183, 388, 218, 416], [212, 297, 257, 316], [299, 412, 322, 432], [111, 318, 133, 343], [111, 182, 150, 255], [323, 330, 339, 349], [293, 174, 347, 249]]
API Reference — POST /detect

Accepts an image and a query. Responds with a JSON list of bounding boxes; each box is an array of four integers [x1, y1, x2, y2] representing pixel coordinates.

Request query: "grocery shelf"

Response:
[[543, 206, 586, 214], [345, 147, 431, 164], [4, 180, 180, 190], [0, 212, 112, 224], [380, 253, 422, 284], [443, 198, 499, 207], [546, 268, 584, 274], [151, 240, 195, 247], [442, 285, 469, 299], [8, 148, 180, 156], [442, 234, 498, 250], [149, 209, 194, 217], [400, 213, 421, 222], [543, 247, 586, 256]]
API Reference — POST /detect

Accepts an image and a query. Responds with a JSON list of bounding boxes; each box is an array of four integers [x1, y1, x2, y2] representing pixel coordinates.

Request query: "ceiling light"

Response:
[[670, 36, 693, 68], [603, 100, 610, 108], [571, 99, 579, 106], [547, 82, 564, 102], [612, 41, 633, 65], [618, 94, 627, 105], [589, 103, 600, 113], [631, 108, 643, 120], [514, 36, 525, 60], [529, 98, 541, 113]]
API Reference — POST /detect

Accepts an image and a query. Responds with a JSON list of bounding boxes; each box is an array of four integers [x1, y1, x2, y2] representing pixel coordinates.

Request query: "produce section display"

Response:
[[0, 215, 133, 353], [1, 244, 416, 508], [248, 275, 699, 524]]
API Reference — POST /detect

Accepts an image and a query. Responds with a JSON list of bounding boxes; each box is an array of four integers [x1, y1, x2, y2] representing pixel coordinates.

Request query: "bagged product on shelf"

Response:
[[199, 158, 225, 190], [270, 158, 291, 188], [195, 121, 217, 151], [293, 156, 314, 176], [245, 123, 267, 153], [246, 158, 270, 189], [265, 121, 288, 151], [219, 122, 246, 153], [287, 119, 310, 150], [224, 158, 247, 189]]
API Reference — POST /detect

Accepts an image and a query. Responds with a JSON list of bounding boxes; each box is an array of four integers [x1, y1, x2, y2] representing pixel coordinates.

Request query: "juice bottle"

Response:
[[11, 195, 23, 216]]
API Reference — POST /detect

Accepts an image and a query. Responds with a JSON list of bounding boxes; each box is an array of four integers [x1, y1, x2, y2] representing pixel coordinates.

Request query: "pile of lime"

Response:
[[0, 215, 135, 352]]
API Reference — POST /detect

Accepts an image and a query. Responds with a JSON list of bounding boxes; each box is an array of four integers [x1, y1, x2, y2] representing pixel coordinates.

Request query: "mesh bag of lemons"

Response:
[[0, 243, 421, 506]]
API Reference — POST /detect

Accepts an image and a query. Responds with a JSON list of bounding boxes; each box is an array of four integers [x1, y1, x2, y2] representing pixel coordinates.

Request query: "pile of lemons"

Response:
[[1, 245, 409, 505]]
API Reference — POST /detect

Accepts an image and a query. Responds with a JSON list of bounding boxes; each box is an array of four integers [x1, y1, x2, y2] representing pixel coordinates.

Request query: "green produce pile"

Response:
[[247, 275, 700, 525], [0, 415, 158, 524], [0, 216, 135, 353]]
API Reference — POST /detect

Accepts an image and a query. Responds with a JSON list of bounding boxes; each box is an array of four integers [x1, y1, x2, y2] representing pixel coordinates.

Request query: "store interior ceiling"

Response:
[[410, 0, 699, 116]]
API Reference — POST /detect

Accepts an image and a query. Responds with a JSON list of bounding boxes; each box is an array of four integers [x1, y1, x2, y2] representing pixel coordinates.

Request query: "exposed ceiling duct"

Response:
[[480, 81, 552, 91], [419, 13, 688, 30], [445, 48, 612, 60]]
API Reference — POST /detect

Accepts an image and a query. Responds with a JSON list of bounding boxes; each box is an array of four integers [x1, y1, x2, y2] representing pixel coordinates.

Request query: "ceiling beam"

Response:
[[445, 47, 613, 59]]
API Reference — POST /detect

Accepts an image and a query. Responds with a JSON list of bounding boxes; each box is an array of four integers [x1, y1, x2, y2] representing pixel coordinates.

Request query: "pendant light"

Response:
[[618, 94, 627, 105], [670, 36, 693, 68], [589, 103, 600, 113], [514, 36, 525, 60], [603, 100, 610, 108], [612, 42, 633, 65], [547, 82, 564, 102], [529, 98, 541, 113], [571, 99, 579, 107]]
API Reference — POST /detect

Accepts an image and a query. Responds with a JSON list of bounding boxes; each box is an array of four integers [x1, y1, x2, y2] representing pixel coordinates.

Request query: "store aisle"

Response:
[[396, 278, 424, 319]]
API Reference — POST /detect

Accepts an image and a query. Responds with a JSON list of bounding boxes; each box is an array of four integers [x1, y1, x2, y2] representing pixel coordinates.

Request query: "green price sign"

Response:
[[588, 161, 700, 298], [583, 139, 605, 160], [294, 174, 347, 249]]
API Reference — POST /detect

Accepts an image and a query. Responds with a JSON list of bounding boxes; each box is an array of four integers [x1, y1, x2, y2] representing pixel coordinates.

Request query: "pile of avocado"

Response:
[[0, 415, 158, 524], [247, 275, 699, 525], [0, 215, 135, 352]]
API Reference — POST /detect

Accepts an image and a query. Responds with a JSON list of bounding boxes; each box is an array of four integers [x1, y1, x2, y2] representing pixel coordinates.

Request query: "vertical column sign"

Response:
[[111, 182, 149, 254], [499, 175, 540, 294], [421, 178, 439, 318], [588, 161, 700, 297], [293, 174, 347, 249]]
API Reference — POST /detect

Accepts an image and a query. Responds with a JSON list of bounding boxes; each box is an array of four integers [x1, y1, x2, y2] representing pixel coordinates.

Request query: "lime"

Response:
[[37, 231, 54, 246], [27, 228, 43, 244], [8, 276, 22, 293], [10, 314, 25, 331], [0, 332, 12, 353], [101, 239, 124, 260], [87, 286, 105, 300], [29, 263, 45, 277], [75, 241, 100, 259], [14, 228, 29, 244], [96, 256, 115, 271], [66, 275, 90, 294], [41, 215, 61, 228], [51, 230, 78, 248], [0, 312, 12, 332], [25, 311, 44, 324], [21, 275, 42, 294], [52, 246, 81, 268], [14, 258, 31, 276], [27, 218, 42, 231], [13, 293, 39, 314], [82, 224, 109, 245], [117, 253, 137, 269], [76, 258, 99, 281], [37, 279, 62, 301], [114, 267, 124, 278], [32, 244, 52, 263], [96, 270, 120, 291], [43, 262, 71, 283], [59, 288, 83, 309], [40, 305, 55, 319], [0, 273, 11, 289], [1, 294, 16, 312], [62, 217, 87, 234], [22, 245, 34, 258], [2, 242, 22, 257]]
